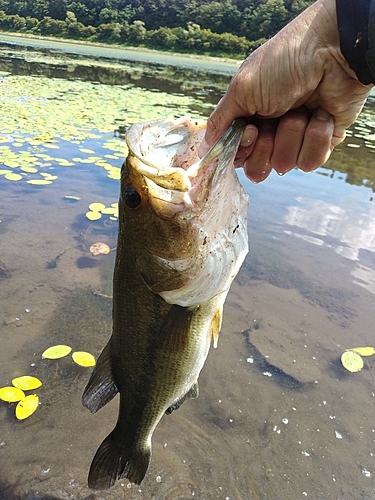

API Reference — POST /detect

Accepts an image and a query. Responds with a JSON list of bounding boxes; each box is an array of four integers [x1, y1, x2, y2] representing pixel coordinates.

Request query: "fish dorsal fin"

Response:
[[82, 341, 118, 414], [211, 307, 223, 349], [158, 304, 195, 351]]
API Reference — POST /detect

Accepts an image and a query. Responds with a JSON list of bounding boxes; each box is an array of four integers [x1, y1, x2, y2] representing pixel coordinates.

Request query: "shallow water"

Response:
[[0, 39, 374, 500]]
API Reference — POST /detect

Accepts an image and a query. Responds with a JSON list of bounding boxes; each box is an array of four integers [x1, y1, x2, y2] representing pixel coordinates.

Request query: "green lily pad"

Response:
[[86, 211, 102, 221], [341, 350, 364, 373], [89, 202, 106, 212], [5, 173, 22, 181], [27, 180, 52, 185]]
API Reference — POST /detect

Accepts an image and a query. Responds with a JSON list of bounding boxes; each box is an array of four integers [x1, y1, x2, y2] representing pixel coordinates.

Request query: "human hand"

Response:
[[199, 0, 373, 183]]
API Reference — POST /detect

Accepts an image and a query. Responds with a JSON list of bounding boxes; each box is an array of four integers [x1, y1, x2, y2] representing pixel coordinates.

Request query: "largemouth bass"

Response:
[[82, 117, 249, 490]]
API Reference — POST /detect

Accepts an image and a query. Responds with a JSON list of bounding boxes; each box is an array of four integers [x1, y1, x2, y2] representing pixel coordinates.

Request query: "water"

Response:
[[0, 37, 374, 500]]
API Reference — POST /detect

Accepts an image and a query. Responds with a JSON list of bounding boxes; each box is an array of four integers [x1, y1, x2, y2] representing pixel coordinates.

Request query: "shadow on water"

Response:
[[237, 238, 358, 325], [241, 328, 309, 391]]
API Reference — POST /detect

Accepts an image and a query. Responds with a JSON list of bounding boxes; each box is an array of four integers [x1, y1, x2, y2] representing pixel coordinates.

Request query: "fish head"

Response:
[[121, 117, 249, 307]]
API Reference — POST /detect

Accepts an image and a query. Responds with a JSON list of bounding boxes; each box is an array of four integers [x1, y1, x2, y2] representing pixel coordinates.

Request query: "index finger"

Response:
[[198, 91, 250, 157]]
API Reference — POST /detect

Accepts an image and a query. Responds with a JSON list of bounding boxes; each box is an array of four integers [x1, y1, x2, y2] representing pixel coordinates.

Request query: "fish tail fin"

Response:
[[88, 433, 151, 490], [82, 340, 118, 414]]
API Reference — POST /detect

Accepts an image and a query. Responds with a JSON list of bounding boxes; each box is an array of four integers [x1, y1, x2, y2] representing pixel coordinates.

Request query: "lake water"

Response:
[[0, 36, 374, 500]]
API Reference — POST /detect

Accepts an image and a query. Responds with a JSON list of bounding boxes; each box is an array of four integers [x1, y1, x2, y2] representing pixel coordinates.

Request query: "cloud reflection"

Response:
[[284, 197, 375, 293]]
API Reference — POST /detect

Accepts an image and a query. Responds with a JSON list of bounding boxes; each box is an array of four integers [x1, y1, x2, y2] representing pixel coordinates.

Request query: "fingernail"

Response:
[[315, 108, 331, 121], [198, 139, 210, 158], [240, 126, 257, 148]]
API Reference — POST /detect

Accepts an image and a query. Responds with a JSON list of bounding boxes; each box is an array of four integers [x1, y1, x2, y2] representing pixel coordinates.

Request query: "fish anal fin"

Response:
[[165, 381, 199, 415], [88, 433, 151, 490], [158, 304, 194, 351], [211, 306, 223, 348], [82, 340, 118, 414]]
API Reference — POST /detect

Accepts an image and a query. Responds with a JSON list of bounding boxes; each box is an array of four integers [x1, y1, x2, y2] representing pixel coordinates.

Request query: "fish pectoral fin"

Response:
[[211, 306, 223, 349], [165, 381, 199, 415], [82, 340, 118, 414], [88, 432, 151, 489], [158, 304, 194, 350]]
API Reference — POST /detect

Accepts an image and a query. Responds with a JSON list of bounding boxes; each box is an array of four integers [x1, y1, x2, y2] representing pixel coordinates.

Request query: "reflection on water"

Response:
[[0, 40, 375, 500], [284, 196, 375, 261]]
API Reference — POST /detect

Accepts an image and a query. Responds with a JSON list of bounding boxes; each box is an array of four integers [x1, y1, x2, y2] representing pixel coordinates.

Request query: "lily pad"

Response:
[[88, 202, 106, 212], [72, 351, 96, 367], [347, 347, 375, 356], [15, 394, 39, 420], [0, 386, 25, 402], [20, 166, 39, 173], [341, 350, 364, 373], [86, 211, 102, 221], [12, 376, 42, 390], [42, 344, 72, 359], [27, 180, 52, 185], [4, 173, 22, 181]]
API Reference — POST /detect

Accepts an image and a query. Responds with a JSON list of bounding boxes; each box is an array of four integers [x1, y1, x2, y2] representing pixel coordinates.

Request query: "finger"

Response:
[[198, 85, 251, 157], [242, 120, 277, 182], [270, 108, 309, 175], [297, 108, 334, 171], [234, 125, 258, 167]]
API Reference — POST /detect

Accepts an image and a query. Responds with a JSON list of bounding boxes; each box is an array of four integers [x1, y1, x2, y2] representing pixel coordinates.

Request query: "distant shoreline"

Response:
[[0, 31, 241, 75]]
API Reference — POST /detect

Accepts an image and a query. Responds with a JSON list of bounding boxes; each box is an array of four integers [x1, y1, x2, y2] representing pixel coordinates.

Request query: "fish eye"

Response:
[[123, 185, 141, 209]]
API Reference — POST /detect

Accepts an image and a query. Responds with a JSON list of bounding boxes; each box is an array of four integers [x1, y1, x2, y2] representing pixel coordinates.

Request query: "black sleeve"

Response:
[[336, 0, 375, 85]]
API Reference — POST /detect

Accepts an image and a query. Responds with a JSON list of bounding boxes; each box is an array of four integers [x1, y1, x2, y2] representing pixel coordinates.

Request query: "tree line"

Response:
[[0, 0, 313, 59]]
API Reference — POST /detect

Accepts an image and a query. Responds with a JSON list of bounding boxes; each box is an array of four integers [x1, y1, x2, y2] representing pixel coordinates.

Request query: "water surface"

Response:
[[0, 39, 374, 500]]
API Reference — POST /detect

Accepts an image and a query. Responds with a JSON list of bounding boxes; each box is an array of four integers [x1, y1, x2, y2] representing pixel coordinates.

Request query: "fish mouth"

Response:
[[125, 117, 247, 195]]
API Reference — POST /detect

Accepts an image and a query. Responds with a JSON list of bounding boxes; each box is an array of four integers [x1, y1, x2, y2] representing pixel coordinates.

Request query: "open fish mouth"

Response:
[[125, 117, 247, 200], [124, 117, 249, 307]]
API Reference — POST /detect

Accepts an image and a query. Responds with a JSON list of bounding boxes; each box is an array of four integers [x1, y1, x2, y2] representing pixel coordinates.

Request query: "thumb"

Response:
[[198, 94, 247, 157]]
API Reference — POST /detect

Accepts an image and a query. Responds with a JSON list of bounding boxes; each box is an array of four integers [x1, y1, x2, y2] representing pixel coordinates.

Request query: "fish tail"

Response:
[[88, 432, 151, 490]]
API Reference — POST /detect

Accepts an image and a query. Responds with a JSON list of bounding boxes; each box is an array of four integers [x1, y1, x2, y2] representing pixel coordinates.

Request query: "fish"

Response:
[[82, 116, 249, 490]]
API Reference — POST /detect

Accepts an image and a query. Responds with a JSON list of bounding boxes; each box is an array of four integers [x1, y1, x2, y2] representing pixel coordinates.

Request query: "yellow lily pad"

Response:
[[40, 174, 58, 180], [0, 386, 25, 402], [12, 376, 42, 390], [341, 350, 364, 373], [79, 148, 95, 154], [88, 202, 106, 212], [4, 173, 22, 181], [27, 180, 52, 185], [20, 166, 39, 173], [101, 207, 117, 215], [42, 344, 72, 359], [86, 211, 102, 221], [347, 347, 375, 356], [72, 351, 96, 367], [15, 394, 39, 420]]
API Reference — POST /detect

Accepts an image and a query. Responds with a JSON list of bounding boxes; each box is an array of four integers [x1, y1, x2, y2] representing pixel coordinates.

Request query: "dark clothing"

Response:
[[336, 0, 375, 84]]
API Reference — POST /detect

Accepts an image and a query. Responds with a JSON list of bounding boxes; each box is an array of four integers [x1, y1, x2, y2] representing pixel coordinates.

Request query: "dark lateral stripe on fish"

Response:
[[88, 433, 151, 489]]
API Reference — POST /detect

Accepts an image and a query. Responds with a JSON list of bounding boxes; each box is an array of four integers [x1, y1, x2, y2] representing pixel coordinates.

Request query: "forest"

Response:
[[0, 0, 313, 58]]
